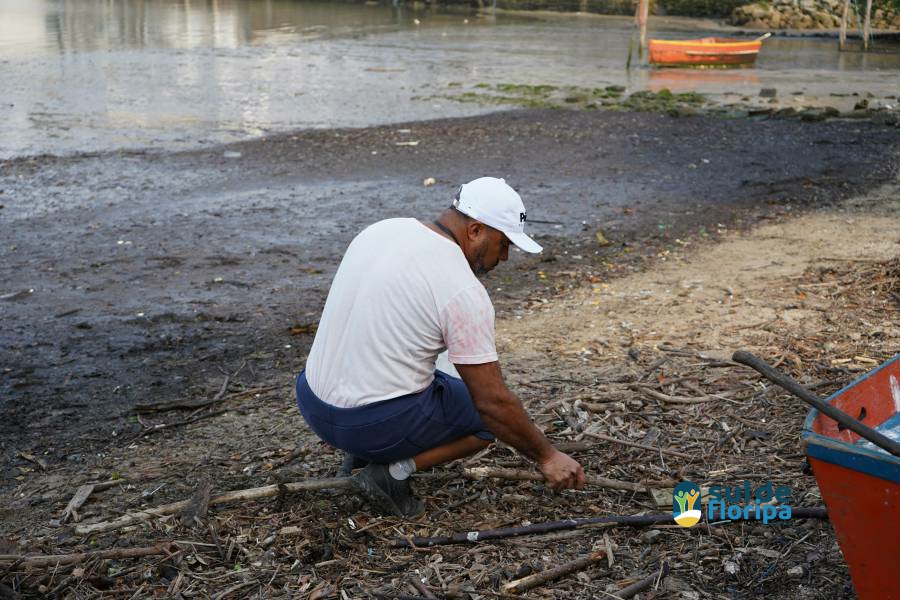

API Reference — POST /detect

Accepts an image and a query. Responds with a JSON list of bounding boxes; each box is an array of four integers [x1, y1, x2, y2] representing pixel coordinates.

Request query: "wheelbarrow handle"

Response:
[[732, 351, 900, 457]]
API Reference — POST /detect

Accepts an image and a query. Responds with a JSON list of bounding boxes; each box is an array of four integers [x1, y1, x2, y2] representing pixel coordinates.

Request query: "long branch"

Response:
[[581, 432, 691, 459], [393, 507, 828, 548], [463, 467, 648, 493], [74, 478, 353, 536], [0, 543, 173, 569]]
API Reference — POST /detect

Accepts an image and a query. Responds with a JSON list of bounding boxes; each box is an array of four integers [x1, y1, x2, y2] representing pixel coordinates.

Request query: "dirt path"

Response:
[[498, 184, 900, 364], [1, 185, 896, 598]]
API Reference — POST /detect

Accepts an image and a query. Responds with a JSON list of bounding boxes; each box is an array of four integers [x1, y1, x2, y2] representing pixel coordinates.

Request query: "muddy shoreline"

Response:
[[2, 108, 899, 487]]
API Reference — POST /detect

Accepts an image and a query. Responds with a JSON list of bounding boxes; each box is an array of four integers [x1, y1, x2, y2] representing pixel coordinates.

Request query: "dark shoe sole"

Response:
[[350, 466, 424, 518]]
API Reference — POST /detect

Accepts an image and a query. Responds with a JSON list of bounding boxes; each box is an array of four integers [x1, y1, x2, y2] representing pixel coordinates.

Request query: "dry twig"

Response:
[[503, 550, 606, 593]]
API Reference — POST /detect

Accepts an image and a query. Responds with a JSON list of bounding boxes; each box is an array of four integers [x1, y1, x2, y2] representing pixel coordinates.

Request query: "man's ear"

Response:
[[465, 220, 486, 241]]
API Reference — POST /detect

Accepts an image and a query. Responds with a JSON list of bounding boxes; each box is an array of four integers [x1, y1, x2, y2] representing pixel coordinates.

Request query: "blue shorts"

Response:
[[295, 369, 494, 463]]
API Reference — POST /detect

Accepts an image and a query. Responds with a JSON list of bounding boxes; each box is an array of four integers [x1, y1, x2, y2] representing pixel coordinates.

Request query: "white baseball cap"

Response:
[[452, 177, 542, 254]]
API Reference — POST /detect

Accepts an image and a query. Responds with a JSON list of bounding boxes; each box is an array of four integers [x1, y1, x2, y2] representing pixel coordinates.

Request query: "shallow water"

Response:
[[1, 0, 898, 159]]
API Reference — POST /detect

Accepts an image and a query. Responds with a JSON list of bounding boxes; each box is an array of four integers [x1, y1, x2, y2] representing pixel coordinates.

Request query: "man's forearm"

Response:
[[456, 361, 557, 464], [474, 392, 554, 463]]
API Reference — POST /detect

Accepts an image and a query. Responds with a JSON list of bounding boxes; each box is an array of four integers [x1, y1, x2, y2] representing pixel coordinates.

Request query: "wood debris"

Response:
[[0, 256, 895, 598]]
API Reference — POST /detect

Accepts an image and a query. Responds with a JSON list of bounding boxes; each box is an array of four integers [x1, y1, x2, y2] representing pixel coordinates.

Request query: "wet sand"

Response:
[[1, 108, 898, 485]]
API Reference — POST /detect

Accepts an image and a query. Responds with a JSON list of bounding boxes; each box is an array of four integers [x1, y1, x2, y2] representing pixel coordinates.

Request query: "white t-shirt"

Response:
[[305, 218, 498, 408]]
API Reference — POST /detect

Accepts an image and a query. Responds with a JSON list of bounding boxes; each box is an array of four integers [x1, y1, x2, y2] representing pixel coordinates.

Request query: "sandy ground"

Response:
[[1, 177, 896, 598], [498, 186, 900, 364]]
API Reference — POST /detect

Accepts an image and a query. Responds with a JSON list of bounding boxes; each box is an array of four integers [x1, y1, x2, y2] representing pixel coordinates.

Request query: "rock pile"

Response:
[[731, 0, 900, 30]]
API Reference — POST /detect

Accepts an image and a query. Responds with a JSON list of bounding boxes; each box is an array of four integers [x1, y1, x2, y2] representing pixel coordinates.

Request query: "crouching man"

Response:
[[296, 177, 585, 517]]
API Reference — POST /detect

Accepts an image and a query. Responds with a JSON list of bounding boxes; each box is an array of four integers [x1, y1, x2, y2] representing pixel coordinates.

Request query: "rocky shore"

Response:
[[470, 0, 900, 31], [731, 0, 900, 30]]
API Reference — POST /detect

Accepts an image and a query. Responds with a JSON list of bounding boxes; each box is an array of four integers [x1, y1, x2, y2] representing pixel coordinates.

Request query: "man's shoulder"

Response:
[[359, 217, 415, 236], [347, 218, 416, 252]]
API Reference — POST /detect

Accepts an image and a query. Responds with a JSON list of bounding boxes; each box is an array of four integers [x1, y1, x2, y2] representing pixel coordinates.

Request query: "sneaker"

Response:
[[336, 453, 369, 478], [350, 463, 424, 518]]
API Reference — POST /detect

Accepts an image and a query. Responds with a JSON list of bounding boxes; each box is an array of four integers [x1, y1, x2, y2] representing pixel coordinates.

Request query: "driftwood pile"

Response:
[[0, 257, 896, 598]]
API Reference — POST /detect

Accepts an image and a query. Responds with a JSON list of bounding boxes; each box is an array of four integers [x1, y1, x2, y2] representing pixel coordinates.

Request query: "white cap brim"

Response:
[[504, 230, 542, 254]]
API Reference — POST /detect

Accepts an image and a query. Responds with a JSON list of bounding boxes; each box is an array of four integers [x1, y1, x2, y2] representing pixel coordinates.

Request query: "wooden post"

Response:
[[638, 0, 649, 58], [863, 0, 873, 50], [839, 0, 850, 50]]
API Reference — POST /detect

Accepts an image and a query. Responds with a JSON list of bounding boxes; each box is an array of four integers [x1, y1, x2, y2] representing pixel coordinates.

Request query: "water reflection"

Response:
[[646, 68, 760, 94], [758, 36, 900, 70], [0, 0, 897, 159], [1, 0, 417, 56]]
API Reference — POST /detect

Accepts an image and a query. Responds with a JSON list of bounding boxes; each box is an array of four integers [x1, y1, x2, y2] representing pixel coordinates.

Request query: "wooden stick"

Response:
[[637, 0, 649, 58], [733, 351, 900, 456], [16, 451, 47, 470], [408, 576, 438, 599], [634, 386, 712, 405], [0, 543, 173, 569], [74, 478, 353, 536], [615, 562, 670, 599], [503, 550, 606, 593], [59, 476, 141, 523], [553, 441, 593, 453], [393, 508, 828, 548], [62, 484, 95, 524], [582, 432, 691, 459], [179, 481, 213, 525], [463, 467, 646, 493], [373, 592, 433, 600], [273, 445, 309, 469], [839, 0, 851, 50], [129, 407, 238, 441], [92, 477, 131, 492], [863, 0, 873, 51], [394, 514, 673, 548], [134, 385, 278, 413]]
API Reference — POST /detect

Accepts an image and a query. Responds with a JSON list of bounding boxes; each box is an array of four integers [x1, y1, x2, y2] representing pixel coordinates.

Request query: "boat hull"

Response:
[[649, 38, 761, 67], [802, 355, 900, 600]]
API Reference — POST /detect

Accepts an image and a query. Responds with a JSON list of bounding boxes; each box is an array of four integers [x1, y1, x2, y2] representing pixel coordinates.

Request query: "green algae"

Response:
[[443, 83, 710, 116]]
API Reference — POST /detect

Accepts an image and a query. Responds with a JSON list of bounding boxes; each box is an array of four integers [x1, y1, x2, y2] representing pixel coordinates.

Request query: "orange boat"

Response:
[[648, 37, 763, 67]]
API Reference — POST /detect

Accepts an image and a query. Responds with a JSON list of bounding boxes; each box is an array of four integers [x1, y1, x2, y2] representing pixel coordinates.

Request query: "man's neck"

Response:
[[432, 219, 461, 247], [421, 218, 459, 246]]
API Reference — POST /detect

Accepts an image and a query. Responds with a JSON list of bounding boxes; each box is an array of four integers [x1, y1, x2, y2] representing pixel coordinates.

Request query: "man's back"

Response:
[[305, 218, 497, 407]]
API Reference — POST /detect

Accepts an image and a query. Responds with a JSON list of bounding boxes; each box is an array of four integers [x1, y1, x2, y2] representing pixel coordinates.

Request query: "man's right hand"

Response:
[[539, 449, 586, 491], [455, 361, 588, 491]]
